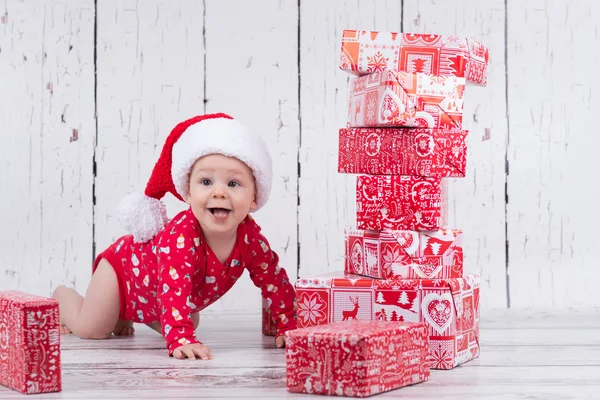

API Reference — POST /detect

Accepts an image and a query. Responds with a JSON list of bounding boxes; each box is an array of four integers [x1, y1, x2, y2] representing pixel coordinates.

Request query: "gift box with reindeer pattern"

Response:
[[294, 271, 480, 370]]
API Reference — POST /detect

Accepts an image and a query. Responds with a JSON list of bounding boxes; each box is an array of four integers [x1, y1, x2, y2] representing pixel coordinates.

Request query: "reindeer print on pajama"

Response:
[[93, 207, 296, 355]]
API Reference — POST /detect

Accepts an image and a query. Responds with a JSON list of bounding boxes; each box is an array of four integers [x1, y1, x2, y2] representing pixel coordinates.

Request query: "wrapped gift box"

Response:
[[285, 320, 430, 397], [0, 291, 61, 394], [356, 175, 448, 231], [347, 70, 465, 129], [340, 29, 489, 86], [261, 297, 277, 336], [344, 226, 463, 279], [295, 272, 480, 370], [338, 127, 467, 177]]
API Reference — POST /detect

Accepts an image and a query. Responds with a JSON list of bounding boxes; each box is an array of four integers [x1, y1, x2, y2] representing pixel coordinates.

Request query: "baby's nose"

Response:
[[212, 185, 227, 198]]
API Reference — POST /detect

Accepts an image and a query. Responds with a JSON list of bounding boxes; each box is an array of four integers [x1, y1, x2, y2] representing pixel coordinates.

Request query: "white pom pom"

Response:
[[116, 192, 168, 243]]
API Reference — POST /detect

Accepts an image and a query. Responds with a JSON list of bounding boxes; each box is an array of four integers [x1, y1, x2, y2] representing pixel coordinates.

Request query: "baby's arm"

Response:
[[247, 233, 297, 343], [156, 237, 209, 359]]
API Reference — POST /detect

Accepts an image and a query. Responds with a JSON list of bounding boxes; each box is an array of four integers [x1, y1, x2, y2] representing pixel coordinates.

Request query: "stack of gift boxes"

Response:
[[283, 30, 490, 397]]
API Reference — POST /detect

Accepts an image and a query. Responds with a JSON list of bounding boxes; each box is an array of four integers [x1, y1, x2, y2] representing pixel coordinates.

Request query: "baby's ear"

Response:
[[185, 182, 193, 205]]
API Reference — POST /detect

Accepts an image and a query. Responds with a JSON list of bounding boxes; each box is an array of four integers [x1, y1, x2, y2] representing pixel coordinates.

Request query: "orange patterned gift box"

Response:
[[356, 174, 448, 231], [344, 226, 463, 280], [340, 30, 489, 86], [338, 127, 467, 178], [285, 320, 430, 397], [0, 291, 62, 394], [347, 70, 465, 129], [295, 272, 480, 370]]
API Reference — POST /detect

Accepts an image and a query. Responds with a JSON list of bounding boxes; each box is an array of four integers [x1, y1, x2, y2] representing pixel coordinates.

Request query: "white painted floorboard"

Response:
[[1, 310, 599, 399]]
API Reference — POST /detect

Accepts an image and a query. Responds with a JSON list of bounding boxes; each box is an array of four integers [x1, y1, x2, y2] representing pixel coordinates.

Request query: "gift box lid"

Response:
[[286, 319, 426, 340], [0, 291, 59, 307]]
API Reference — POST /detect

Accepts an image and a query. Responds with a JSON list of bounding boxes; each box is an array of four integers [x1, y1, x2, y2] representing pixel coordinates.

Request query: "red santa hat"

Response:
[[117, 113, 272, 242]]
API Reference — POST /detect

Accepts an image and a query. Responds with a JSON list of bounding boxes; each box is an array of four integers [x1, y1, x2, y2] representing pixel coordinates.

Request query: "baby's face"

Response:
[[186, 154, 257, 239]]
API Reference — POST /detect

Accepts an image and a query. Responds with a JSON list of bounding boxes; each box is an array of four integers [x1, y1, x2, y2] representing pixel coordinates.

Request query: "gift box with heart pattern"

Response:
[[344, 226, 463, 280], [295, 271, 480, 370]]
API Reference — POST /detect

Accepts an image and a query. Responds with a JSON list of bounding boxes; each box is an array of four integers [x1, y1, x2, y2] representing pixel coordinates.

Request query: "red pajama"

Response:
[[93, 208, 296, 354]]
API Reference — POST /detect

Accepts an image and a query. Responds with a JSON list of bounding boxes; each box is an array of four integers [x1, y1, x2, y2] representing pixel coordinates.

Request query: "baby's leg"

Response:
[[52, 259, 120, 340]]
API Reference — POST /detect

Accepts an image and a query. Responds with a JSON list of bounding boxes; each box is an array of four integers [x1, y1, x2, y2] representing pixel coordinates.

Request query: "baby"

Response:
[[53, 113, 297, 360]]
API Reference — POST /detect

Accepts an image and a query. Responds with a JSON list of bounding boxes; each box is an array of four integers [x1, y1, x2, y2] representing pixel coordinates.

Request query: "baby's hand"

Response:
[[275, 335, 286, 348], [173, 343, 212, 360]]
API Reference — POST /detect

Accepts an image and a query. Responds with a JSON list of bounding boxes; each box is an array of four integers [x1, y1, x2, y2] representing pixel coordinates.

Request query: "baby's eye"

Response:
[[228, 181, 239, 188], [201, 179, 212, 186]]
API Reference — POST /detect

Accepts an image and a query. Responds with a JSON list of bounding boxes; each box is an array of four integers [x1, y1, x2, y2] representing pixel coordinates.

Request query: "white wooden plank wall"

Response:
[[506, 0, 600, 308], [1, 0, 598, 311], [0, 0, 95, 296]]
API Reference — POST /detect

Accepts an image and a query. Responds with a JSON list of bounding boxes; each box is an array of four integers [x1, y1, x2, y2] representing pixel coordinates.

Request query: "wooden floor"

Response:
[[1, 309, 599, 399]]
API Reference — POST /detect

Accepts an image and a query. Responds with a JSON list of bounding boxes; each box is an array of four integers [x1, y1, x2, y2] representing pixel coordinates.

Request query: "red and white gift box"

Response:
[[339, 30, 489, 86], [338, 127, 467, 177], [356, 174, 448, 231], [295, 272, 480, 370], [285, 320, 430, 397], [0, 291, 61, 394], [344, 227, 463, 279], [261, 297, 277, 336], [347, 70, 465, 129]]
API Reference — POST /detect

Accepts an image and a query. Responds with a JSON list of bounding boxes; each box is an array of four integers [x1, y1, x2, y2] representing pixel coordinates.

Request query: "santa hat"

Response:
[[117, 113, 272, 243]]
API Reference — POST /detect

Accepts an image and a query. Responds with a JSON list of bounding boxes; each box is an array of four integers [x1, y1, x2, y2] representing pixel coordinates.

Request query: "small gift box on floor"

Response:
[[285, 320, 430, 397], [295, 272, 480, 369], [347, 70, 465, 129], [344, 226, 463, 279], [338, 127, 468, 177], [0, 291, 62, 394]]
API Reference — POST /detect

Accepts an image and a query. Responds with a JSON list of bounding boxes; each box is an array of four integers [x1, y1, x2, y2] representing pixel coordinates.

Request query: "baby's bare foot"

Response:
[[112, 319, 135, 336], [59, 325, 72, 335]]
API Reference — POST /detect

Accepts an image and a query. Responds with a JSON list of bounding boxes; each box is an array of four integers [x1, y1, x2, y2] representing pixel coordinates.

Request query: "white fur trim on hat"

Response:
[[171, 118, 272, 211], [116, 192, 169, 243]]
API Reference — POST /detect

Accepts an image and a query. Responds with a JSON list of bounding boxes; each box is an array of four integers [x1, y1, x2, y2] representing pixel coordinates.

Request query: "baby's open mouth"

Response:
[[209, 208, 231, 218]]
